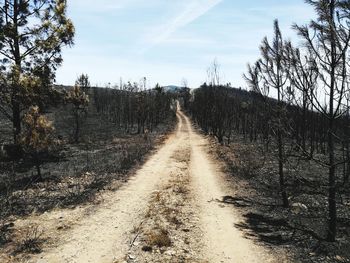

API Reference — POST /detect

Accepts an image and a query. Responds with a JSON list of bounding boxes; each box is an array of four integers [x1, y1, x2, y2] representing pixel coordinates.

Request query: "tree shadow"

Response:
[[235, 212, 291, 245], [222, 195, 278, 209], [220, 196, 324, 246]]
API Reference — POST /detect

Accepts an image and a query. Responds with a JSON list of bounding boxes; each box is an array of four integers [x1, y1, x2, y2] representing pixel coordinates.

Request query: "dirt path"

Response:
[[26, 106, 283, 263], [184, 111, 279, 263]]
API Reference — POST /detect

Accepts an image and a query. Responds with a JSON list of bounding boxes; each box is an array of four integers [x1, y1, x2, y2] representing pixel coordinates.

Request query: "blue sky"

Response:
[[56, 0, 315, 88]]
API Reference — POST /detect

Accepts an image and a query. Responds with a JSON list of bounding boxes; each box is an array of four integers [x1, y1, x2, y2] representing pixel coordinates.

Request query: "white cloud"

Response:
[[142, 0, 223, 51], [162, 35, 215, 46]]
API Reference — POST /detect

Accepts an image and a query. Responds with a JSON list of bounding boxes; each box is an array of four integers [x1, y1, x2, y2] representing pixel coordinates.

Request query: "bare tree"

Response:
[[257, 19, 290, 208], [244, 61, 266, 95], [293, 0, 350, 241], [207, 58, 221, 86], [285, 42, 319, 154], [181, 78, 188, 88]]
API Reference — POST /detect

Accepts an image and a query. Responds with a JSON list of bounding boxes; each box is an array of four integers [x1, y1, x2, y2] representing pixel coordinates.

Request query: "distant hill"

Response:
[[162, 85, 187, 93], [55, 84, 190, 95]]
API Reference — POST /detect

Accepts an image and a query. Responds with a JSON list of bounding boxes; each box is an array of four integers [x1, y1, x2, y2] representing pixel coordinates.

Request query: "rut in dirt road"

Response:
[[29, 107, 283, 263]]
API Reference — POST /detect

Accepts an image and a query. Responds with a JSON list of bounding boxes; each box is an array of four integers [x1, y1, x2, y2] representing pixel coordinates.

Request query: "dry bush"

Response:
[[20, 106, 56, 181], [146, 228, 171, 248], [15, 225, 44, 254]]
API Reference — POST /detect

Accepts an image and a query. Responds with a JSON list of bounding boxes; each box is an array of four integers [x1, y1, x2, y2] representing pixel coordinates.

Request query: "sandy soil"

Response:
[[16, 105, 286, 263]]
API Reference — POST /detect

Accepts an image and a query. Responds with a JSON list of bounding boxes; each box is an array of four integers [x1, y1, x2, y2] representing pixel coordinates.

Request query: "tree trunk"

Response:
[[327, 127, 336, 241], [278, 131, 289, 208], [12, 100, 21, 144], [12, 0, 22, 145], [74, 110, 80, 143], [345, 141, 350, 185], [34, 153, 42, 182], [327, 0, 337, 241]]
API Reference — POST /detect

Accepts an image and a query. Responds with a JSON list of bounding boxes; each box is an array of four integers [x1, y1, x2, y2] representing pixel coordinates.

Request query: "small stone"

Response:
[[165, 250, 176, 256], [335, 255, 346, 262]]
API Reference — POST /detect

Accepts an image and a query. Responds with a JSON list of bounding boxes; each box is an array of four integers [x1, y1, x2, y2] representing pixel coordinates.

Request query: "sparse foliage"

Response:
[[20, 106, 55, 180], [75, 73, 90, 90], [0, 0, 75, 143], [66, 85, 89, 143]]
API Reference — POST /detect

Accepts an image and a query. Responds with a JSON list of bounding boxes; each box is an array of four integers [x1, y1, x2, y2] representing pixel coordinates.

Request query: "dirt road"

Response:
[[28, 106, 282, 263]]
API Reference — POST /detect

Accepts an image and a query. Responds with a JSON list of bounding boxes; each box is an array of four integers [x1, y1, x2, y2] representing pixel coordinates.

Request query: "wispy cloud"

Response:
[[142, 0, 223, 51], [162, 35, 215, 46], [59, 0, 312, 89]]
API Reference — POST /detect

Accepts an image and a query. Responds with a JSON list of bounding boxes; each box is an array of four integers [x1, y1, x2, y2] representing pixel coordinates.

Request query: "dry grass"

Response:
[[173, 184, 188, 194], [126, 145, 206, 261], [128, 168, 188, 254], [141, 170, 189, 250], [152, 191, 162, 202], [131, 224, 142, 234], [169, 215, 182, 226], [14, 225, 44, 255], [146, 228, 171, 248], [144, 208, 152, 219]]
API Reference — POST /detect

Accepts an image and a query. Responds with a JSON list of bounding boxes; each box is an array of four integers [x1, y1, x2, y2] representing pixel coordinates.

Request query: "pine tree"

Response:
[[66, 85, 89, 143], [258, 20, 290, 208], [293, 0, 350, 242], [20, 106, 54, 181], [75, 73, 91, 90], [0, 0, 74, 143]]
